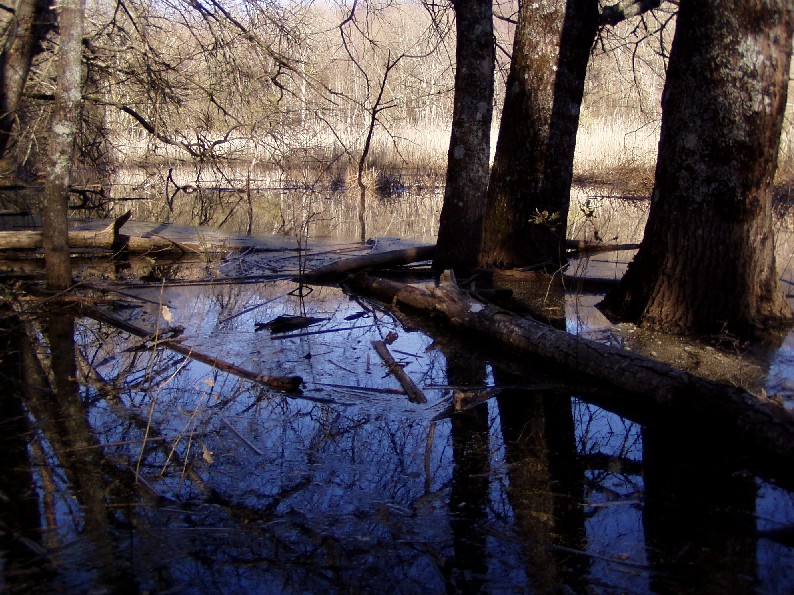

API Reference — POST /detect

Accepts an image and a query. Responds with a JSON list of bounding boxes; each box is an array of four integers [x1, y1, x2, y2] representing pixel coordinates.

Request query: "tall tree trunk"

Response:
[[478, 0, 598, 270], [433, 0, 494, 270], [601, 0, 794, 338], [0, 0, 51, 161], [41, 0, 84, 290]]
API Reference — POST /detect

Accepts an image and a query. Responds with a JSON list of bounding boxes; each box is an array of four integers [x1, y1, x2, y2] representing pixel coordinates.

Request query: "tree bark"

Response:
[[601, 0, 794, 338], [347, 271, 794, 466], [433, 0, 494, 270], [479, 0, 598, 270], [41, 0, 84, 290], [0, 0, 52, 160]]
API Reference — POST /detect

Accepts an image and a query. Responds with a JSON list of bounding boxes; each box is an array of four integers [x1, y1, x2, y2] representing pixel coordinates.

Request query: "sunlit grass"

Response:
[[573, 115, 659, 195], [102, 106, 794, 207]]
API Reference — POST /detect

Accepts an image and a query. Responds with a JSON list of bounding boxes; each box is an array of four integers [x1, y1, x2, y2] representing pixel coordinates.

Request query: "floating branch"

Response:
[[82, 305, 303, 394], [371, 340, 427, 404]]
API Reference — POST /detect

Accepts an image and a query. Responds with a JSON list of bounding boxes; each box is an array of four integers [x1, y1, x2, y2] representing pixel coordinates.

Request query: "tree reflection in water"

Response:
[[0, 280, 792, 593]]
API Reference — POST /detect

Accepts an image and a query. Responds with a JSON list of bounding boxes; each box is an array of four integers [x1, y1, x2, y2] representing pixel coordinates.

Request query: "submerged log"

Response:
[[297, 245, 435, 283], [347, 271, 794, 464]]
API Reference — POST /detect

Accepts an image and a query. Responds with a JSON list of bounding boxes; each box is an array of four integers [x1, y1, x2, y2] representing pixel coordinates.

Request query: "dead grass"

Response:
[[573, 116, 659, 197]]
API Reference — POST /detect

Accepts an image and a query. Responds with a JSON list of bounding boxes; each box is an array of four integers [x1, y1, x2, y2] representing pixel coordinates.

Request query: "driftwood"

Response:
[[0, 211, 209, 254], [347, 271, 794, 464], [371, 340, 427, 404], [297, 245, 435, 283], [81, 305, 303, 394]]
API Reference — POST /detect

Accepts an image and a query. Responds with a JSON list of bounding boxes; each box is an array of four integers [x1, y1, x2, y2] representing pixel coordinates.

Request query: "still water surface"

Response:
[[2, 177, 794, 592], [2, 251, 794, 593]]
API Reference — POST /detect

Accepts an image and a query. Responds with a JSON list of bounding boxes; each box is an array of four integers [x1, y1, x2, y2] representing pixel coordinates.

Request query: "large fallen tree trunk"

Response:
[[296, 242, 633, 283], [347, 271, 794, 464], [565, 239, 640, 255], [0, 213, 130, 250]]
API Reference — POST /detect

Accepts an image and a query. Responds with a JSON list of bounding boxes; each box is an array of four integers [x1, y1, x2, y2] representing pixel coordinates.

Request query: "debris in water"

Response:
[[255, 315, 328, 334]]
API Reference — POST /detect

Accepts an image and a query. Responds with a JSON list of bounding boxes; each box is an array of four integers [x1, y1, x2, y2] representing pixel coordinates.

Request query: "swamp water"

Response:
[[2, 180, 794, 593]]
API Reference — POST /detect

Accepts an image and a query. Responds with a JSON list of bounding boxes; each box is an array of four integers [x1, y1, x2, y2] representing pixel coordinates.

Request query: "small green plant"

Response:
[[529, 208, 562, 230]]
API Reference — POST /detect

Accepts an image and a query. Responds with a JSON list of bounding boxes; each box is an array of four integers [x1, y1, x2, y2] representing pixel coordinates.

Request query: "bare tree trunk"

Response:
[[479, 0, 598, 270], [601, 0, 794, 338], [41, 0, 84, 290], [0, 0, 52, 160], [433, 0, 494, 270]]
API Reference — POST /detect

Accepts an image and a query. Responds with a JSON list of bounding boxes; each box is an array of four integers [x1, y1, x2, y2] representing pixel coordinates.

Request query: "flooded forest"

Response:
[[2, 0, 794, 593]]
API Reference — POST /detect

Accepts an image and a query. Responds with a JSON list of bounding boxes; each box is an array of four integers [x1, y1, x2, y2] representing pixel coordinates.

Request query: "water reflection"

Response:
[[0, 312, 45, 591], [0, 277, 793, 593], [444, 353, 489, 593], [3, 308, 140, 592], [643, 414, 758, 593], [497, 383, 587, 592]]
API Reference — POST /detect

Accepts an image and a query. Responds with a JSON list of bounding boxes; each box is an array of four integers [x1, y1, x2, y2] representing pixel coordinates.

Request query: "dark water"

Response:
[[2, 254, 794, 594]]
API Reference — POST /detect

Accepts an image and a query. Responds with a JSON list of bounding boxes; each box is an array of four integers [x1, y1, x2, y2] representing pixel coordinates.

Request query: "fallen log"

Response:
[[297, 245, 435, 283], [81, 305, 303, 394], [0, 212, 130, 250], [0, 211, 204, 254], [347, 271, 794, 465]]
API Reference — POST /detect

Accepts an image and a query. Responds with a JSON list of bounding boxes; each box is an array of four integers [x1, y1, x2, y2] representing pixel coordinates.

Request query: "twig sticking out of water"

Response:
[[371, 340, 427, 404]]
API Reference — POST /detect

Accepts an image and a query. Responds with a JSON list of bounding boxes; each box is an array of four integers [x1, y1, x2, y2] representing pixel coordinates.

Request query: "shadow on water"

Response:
[[1, 265, 794, 592], [1, 306, 140, 592]]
